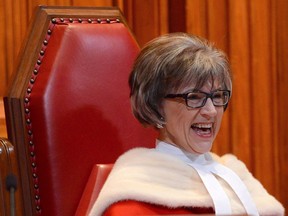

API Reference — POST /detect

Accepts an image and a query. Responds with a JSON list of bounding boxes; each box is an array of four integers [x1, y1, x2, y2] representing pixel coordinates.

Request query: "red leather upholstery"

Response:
[[28, 21, 155, 215], [4, 7, 156, 216], [76, 164, 113, 215]]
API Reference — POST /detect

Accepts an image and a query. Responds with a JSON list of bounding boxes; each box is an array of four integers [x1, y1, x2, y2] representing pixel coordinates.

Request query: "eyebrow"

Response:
[[181, 86, 224, 94]]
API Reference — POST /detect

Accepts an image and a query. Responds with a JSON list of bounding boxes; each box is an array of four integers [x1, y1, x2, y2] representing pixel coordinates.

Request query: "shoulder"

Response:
[[210, 153, 253, 178], [90, 147, 212, 215], [211, 152, 268, 193], [211, 152, 285, 215]]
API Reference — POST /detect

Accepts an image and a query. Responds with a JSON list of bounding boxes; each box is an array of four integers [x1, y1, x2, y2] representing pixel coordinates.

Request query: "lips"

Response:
[[191, 123, 213, 136]]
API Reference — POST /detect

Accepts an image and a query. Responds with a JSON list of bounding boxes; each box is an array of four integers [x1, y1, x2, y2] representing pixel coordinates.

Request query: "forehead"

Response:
[[180, 78, 223, 93]]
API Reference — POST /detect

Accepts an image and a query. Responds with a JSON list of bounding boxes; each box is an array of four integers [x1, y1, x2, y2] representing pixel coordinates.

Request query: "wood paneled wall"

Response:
[[0, 0, 287, 210]]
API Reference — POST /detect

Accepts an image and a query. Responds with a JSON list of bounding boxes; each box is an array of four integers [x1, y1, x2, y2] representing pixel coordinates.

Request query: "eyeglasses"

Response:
[[165, 89, 231, 108]]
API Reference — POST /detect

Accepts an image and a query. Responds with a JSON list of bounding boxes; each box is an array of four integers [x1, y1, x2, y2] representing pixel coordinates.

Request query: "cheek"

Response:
[[215, 109, 224, 130], [163, 103, 188, 133], [166, 110, 185, 127], [164, 104, 196, 126]]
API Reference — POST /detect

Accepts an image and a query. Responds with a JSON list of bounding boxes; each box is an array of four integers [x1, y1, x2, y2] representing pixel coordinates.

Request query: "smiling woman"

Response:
[[89, 33, 285, 216]]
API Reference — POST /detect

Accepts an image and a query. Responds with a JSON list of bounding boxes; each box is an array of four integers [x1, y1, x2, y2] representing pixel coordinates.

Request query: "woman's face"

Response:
[[158, 81, 224, 154]]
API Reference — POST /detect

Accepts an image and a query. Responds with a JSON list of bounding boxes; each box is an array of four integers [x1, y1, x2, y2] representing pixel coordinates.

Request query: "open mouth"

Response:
[[191, 123, 213, 136]]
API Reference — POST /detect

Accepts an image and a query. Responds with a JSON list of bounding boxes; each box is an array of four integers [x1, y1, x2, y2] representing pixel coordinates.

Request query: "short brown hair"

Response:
[[129, 33, 232, 128]]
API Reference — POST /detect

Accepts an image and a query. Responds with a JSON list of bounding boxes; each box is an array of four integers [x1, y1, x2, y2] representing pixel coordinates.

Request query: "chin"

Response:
[[194, 142, 213, 154]]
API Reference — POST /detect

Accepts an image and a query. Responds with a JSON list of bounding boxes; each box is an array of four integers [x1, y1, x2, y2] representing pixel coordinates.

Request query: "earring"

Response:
[[156, 123, 163, 129]]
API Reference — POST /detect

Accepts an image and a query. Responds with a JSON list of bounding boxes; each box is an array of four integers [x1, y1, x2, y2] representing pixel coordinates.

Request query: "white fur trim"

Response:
[[89, 148, 284, 216]]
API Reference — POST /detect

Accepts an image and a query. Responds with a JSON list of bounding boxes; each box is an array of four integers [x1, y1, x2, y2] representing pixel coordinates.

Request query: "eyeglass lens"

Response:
[[186, 91, 229, 108]]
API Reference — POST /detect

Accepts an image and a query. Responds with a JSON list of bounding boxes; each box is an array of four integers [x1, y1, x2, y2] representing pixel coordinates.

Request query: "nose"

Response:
[[200, 98, 217, 118]]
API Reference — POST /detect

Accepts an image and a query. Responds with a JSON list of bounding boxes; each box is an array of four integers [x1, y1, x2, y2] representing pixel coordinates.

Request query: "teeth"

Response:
[[192, 123, 212, 128]]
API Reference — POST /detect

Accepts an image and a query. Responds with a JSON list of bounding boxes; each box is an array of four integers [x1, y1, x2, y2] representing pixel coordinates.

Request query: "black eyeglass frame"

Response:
[[165, 89, 231, 109]]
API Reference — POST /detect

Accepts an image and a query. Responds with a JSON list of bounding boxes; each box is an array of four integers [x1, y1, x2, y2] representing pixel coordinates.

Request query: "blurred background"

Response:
[[0, 0, 287, 210]]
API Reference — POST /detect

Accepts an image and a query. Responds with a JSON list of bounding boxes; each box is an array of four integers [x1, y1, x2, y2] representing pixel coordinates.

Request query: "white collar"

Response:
[[155, 140, 213, 165], [155, 140, 259, 216]]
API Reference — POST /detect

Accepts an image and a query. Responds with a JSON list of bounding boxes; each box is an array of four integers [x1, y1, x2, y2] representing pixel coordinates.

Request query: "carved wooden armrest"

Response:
[[0, 138, 24, 215]]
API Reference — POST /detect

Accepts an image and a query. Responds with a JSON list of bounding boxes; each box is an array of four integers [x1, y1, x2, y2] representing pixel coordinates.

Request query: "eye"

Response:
[[213, 92, 224, 99], [187, 92, 205, 100], [212, 91, 229, 104]]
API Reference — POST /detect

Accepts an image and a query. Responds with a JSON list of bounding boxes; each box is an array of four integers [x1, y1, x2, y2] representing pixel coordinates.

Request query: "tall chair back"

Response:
[[4, 6, 155, 215]]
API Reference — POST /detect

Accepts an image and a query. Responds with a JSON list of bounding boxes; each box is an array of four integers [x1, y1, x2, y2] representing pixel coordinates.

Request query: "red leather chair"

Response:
[[2, 6, 155, 216]]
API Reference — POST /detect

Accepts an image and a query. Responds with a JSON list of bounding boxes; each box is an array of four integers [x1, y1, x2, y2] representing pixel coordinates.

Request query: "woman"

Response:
[[90, 33, 284, 215]]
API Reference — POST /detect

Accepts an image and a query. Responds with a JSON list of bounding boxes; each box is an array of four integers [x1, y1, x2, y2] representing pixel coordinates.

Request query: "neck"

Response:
[[155, 140, 213, 165]]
